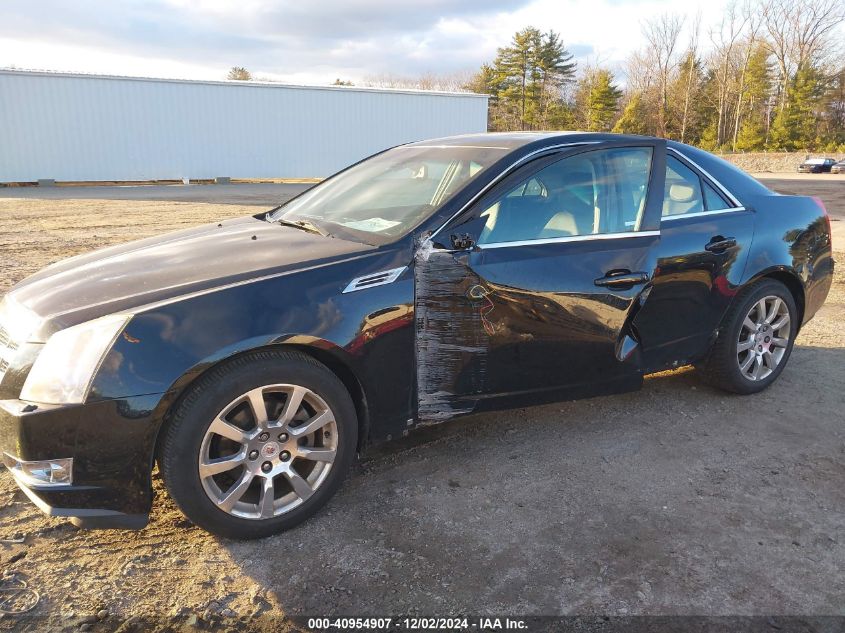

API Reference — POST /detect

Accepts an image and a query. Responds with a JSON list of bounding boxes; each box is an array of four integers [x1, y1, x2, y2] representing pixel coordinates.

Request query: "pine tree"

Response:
[[769, 65, 826, 150], [490, 27, 576, 130], [613, 93, 650, 135], [535, 30, 577, 127], [227, 67, 252, 81], [576, 69, 623, 131], [735, 45, 773, 151]]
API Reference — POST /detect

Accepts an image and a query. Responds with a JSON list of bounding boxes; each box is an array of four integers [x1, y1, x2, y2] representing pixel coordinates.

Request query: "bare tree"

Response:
[[761, 0, 845, 108], [363, 70, 475, 92], [732, 2, 763, 150], [710, 1, 750, 147], [642, 13, 685, 137], [680, 12, 702, 143]]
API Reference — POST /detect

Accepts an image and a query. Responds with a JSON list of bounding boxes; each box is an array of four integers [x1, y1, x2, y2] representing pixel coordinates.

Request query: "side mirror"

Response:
[[450, 233, 476, 250]]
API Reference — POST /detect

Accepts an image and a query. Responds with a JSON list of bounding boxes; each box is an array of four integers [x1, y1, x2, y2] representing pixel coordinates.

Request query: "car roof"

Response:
[[405, 131, 654, 149]]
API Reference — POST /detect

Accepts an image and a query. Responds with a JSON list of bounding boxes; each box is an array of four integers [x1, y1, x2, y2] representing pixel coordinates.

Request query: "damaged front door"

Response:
[[415, 142, 666, 422]]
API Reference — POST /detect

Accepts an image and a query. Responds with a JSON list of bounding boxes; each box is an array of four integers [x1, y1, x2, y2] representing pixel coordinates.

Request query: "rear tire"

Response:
[[698, 279, 798, 394], [159, 349, 357, 539]]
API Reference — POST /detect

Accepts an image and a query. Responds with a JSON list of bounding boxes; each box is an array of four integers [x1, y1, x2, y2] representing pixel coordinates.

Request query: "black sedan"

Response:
[[797, 158, 837, 173], [0, 133, 833, 539]]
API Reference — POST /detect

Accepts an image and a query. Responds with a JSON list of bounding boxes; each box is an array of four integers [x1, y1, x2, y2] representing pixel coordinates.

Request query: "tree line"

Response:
[[465, 0, 844, 152], [225, 0, 843, 152]]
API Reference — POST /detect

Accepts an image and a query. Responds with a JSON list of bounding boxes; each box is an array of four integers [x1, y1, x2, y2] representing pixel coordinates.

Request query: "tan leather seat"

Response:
[[663, 182, 700, 216]]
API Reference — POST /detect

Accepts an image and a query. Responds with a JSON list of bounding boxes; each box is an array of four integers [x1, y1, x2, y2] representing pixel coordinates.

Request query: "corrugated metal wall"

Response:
[[0, 70, 488, 182]]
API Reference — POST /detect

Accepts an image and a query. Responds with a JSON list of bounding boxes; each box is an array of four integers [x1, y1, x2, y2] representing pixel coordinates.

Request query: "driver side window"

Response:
[[477, 147, 653, 246]]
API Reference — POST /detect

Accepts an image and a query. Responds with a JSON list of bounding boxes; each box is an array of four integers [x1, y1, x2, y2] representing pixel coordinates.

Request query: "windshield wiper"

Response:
[[271, 216, 329, 237]]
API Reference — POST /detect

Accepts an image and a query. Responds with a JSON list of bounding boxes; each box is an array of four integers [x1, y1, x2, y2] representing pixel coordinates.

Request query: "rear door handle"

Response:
[[594, 271, 650, 288], [705, 236, 737, 253]]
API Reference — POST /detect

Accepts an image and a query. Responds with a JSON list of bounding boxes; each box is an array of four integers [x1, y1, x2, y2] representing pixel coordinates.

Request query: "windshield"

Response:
[[268, 144, 510, 244]]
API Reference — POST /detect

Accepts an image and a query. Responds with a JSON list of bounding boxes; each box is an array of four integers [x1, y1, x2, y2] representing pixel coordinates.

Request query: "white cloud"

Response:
[[0, 0, 841, 86]]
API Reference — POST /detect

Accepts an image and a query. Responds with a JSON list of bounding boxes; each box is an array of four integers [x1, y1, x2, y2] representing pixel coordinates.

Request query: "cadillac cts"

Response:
[[0, 133, 833, 539]]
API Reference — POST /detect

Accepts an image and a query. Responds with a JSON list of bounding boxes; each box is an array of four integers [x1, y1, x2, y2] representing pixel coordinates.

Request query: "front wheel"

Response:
[[698, 279, 798, 394], [159, 350, 357, 539]]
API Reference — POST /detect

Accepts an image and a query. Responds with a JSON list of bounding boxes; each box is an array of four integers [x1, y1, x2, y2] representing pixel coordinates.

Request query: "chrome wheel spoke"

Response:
[[737, 338, 755, 352], [762, 350, 775, 370], [278, 385, 307, 426], [245, 387, 268, 427], [770, 314, 790, 331], [259, 476, 276, 518], [742, 316, 757, 332], [765, 298, 782, 324], [298, 446, 336, 463], [209, 417, 249, 444], [284, 470, 314, 500], [740, 353, 755, 373], [771, 337, 788, 348], [199, 453, 245, 478], [290, 410, 335, 438], [752, 355, 764, 380], [754, 299, 768, 325], [217, 470, 254, 512]]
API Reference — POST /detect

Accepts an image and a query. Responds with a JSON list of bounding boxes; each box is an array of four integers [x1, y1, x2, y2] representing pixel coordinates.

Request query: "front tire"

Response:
[[159, 349, 357, 539], [698, 279, 798, 395]]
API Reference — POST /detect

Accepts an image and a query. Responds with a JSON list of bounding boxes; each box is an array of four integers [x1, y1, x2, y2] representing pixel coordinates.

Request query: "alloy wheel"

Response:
[[198, 384, 338, 520], [736, 295, 791, 382]]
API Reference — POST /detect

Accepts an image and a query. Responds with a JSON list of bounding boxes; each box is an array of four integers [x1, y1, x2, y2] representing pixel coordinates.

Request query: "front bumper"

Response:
[[0, 395, 163, 529]]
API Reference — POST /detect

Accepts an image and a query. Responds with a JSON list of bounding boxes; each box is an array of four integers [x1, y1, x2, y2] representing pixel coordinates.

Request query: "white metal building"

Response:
[[0, 70, 489, 183]]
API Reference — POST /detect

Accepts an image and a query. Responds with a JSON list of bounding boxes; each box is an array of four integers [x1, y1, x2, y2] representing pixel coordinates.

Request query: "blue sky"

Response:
[[0, 0, 799, 85]]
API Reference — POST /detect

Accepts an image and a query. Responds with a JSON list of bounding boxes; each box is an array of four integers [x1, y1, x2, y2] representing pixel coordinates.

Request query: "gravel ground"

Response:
[[0, 177, 843, 631]]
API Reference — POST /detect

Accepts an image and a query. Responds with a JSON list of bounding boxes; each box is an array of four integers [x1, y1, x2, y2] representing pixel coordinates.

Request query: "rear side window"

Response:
[[703, 182, 730, 211], [663, 156, 732, 218]]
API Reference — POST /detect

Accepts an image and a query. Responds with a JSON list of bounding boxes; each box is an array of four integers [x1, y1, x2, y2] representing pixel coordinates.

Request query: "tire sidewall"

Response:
[[162, 352, 357, 539]]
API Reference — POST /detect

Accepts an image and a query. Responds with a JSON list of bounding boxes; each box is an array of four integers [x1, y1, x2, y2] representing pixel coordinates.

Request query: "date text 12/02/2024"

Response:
[[306, 617, 528, 630]]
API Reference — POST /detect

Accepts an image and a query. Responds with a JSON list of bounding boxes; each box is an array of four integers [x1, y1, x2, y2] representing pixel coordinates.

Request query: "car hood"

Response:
[[6, 215, 375, 333]]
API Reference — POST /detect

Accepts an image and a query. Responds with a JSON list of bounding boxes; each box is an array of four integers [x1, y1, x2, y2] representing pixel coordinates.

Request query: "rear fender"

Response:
[[740, 194, 833, 327]]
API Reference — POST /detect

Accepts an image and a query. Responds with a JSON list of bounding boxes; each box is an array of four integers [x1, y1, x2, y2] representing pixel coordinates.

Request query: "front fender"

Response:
[[87, 256, 416, 459]]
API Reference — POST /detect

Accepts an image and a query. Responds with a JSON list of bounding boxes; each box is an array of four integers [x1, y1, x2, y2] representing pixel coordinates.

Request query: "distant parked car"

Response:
[[798, 158, 837, 173], [831, 160, 845, 174]]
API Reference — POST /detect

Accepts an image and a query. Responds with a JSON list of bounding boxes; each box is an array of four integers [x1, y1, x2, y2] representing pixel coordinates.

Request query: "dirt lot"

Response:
[[0, 177, 843, 631]]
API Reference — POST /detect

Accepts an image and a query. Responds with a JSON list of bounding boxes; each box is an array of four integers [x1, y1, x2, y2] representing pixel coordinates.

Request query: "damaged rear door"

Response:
[[414, 141, 666, 421]]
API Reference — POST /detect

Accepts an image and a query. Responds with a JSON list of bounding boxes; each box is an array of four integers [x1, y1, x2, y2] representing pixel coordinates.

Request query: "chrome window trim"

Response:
[[428, 141, 601, 241], [667, 147, 742, 208], [477, 230, 660, 250], [661, 207, 747, 222]]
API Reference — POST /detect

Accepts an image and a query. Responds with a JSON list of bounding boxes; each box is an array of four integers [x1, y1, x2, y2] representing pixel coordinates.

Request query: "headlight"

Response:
[[20, 314, 130, 405]]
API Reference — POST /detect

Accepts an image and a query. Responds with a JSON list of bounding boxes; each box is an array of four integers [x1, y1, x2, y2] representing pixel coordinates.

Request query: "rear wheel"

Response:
[[698, 279, 798, 394], [160, 349, 357, 539]]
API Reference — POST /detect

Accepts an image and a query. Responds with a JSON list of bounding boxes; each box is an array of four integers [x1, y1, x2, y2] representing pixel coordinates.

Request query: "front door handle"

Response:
[[705, 236, 737, 253], [594, 271, 650, 288]]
